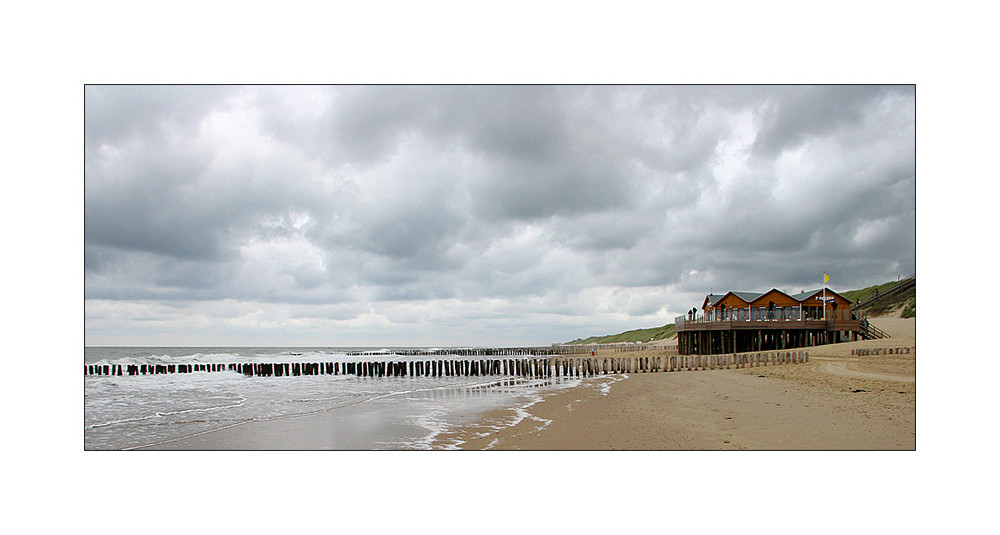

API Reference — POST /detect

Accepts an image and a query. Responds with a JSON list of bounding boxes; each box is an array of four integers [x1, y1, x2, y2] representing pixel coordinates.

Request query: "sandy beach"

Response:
[[433, 317, 915, 450], [132, 317, 914, 451]]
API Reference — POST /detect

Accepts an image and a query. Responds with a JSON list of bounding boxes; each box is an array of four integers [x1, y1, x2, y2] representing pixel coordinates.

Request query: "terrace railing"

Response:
[[676, 314, 849, 325]]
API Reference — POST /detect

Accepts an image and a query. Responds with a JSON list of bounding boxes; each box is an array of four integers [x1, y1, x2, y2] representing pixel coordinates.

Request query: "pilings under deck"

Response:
[[676, 320, 861, 355]]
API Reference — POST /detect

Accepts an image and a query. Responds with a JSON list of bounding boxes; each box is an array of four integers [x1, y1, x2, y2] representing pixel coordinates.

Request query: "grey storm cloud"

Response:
[[85, 85, 915, 345]]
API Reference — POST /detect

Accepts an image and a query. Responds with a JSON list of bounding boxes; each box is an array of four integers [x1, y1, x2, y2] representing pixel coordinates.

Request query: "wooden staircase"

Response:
[[860, 321, 891, 340]]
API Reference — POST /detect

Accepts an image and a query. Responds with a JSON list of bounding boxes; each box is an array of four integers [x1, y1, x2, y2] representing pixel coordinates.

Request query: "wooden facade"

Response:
[[676, 288, 861, 355]]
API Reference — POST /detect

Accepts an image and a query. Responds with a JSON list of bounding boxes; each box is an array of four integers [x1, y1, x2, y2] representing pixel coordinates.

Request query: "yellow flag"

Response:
[[823, 273, 830, 283]]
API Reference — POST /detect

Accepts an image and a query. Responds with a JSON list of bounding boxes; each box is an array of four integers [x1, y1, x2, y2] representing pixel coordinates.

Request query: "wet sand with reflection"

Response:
[[140, 376, 579, 450]]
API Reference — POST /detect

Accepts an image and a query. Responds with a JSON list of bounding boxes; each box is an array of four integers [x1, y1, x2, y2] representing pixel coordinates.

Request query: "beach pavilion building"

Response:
[[674, 288, 861, 355]]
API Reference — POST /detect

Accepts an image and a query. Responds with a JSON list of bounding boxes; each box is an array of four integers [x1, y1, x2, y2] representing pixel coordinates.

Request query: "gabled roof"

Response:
[[789, 289, 824, 300], [749, 288, 796, 305], [703, 294, 725, 307], [704, 291, 763, 308]]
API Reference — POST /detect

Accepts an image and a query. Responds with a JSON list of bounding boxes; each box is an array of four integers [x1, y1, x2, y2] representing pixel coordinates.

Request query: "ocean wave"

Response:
[[86, 394, 248, 431]]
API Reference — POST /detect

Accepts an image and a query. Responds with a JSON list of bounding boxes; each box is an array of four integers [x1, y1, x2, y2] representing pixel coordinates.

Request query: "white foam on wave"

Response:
[[436, 376, 582, 450], [86, 353, 588, 450], [86, 393, 249, 430], [596, 375, 627, 395], [93, 349, 363, 367]]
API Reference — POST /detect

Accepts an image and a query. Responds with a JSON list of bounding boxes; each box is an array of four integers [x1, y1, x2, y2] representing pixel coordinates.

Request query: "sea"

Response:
[[84, 346, 592, 450]]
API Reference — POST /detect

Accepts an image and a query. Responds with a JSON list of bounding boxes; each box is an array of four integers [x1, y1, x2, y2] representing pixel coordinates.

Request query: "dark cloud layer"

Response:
[[85, 85, 915, 345]]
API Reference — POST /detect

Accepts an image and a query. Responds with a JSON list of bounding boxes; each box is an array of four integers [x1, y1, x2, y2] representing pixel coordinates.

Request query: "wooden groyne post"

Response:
[[85, 348, 813, 378]]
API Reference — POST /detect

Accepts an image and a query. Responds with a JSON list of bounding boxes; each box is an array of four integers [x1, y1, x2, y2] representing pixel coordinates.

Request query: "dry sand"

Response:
[[434, 317, 915, 450]]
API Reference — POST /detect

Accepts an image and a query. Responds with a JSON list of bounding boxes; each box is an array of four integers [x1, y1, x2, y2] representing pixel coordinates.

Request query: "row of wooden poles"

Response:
[[84, 351, 809, 378], [345, 347, 559, 357], [80, 345, 686, 376], [552, 344, 678, 354], [84, 359, 554, 378], [345, 345, 674, 357], [609, 344, 678, 353], [612, 350, 810, 372], [851, 346, 914, 356]]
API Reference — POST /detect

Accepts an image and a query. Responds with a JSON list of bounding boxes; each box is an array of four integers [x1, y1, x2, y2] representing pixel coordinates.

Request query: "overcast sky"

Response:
[[84, 85, 915, 346]]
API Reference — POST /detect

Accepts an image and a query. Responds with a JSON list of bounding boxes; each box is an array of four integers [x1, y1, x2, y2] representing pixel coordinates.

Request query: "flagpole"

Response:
[[822, 272, 827, 320]]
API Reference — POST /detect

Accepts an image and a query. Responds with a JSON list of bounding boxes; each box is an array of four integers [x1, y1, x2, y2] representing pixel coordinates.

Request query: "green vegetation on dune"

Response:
[[840, 280, 907, 305], [840, 277, 915, 317], [565, 324, 675, 345]]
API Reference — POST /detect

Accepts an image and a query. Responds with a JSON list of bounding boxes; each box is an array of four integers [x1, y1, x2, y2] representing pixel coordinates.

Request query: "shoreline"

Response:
[[432, 317, 916, 450], [113, 317, 914, 451], [132, 375, 585, 451]]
